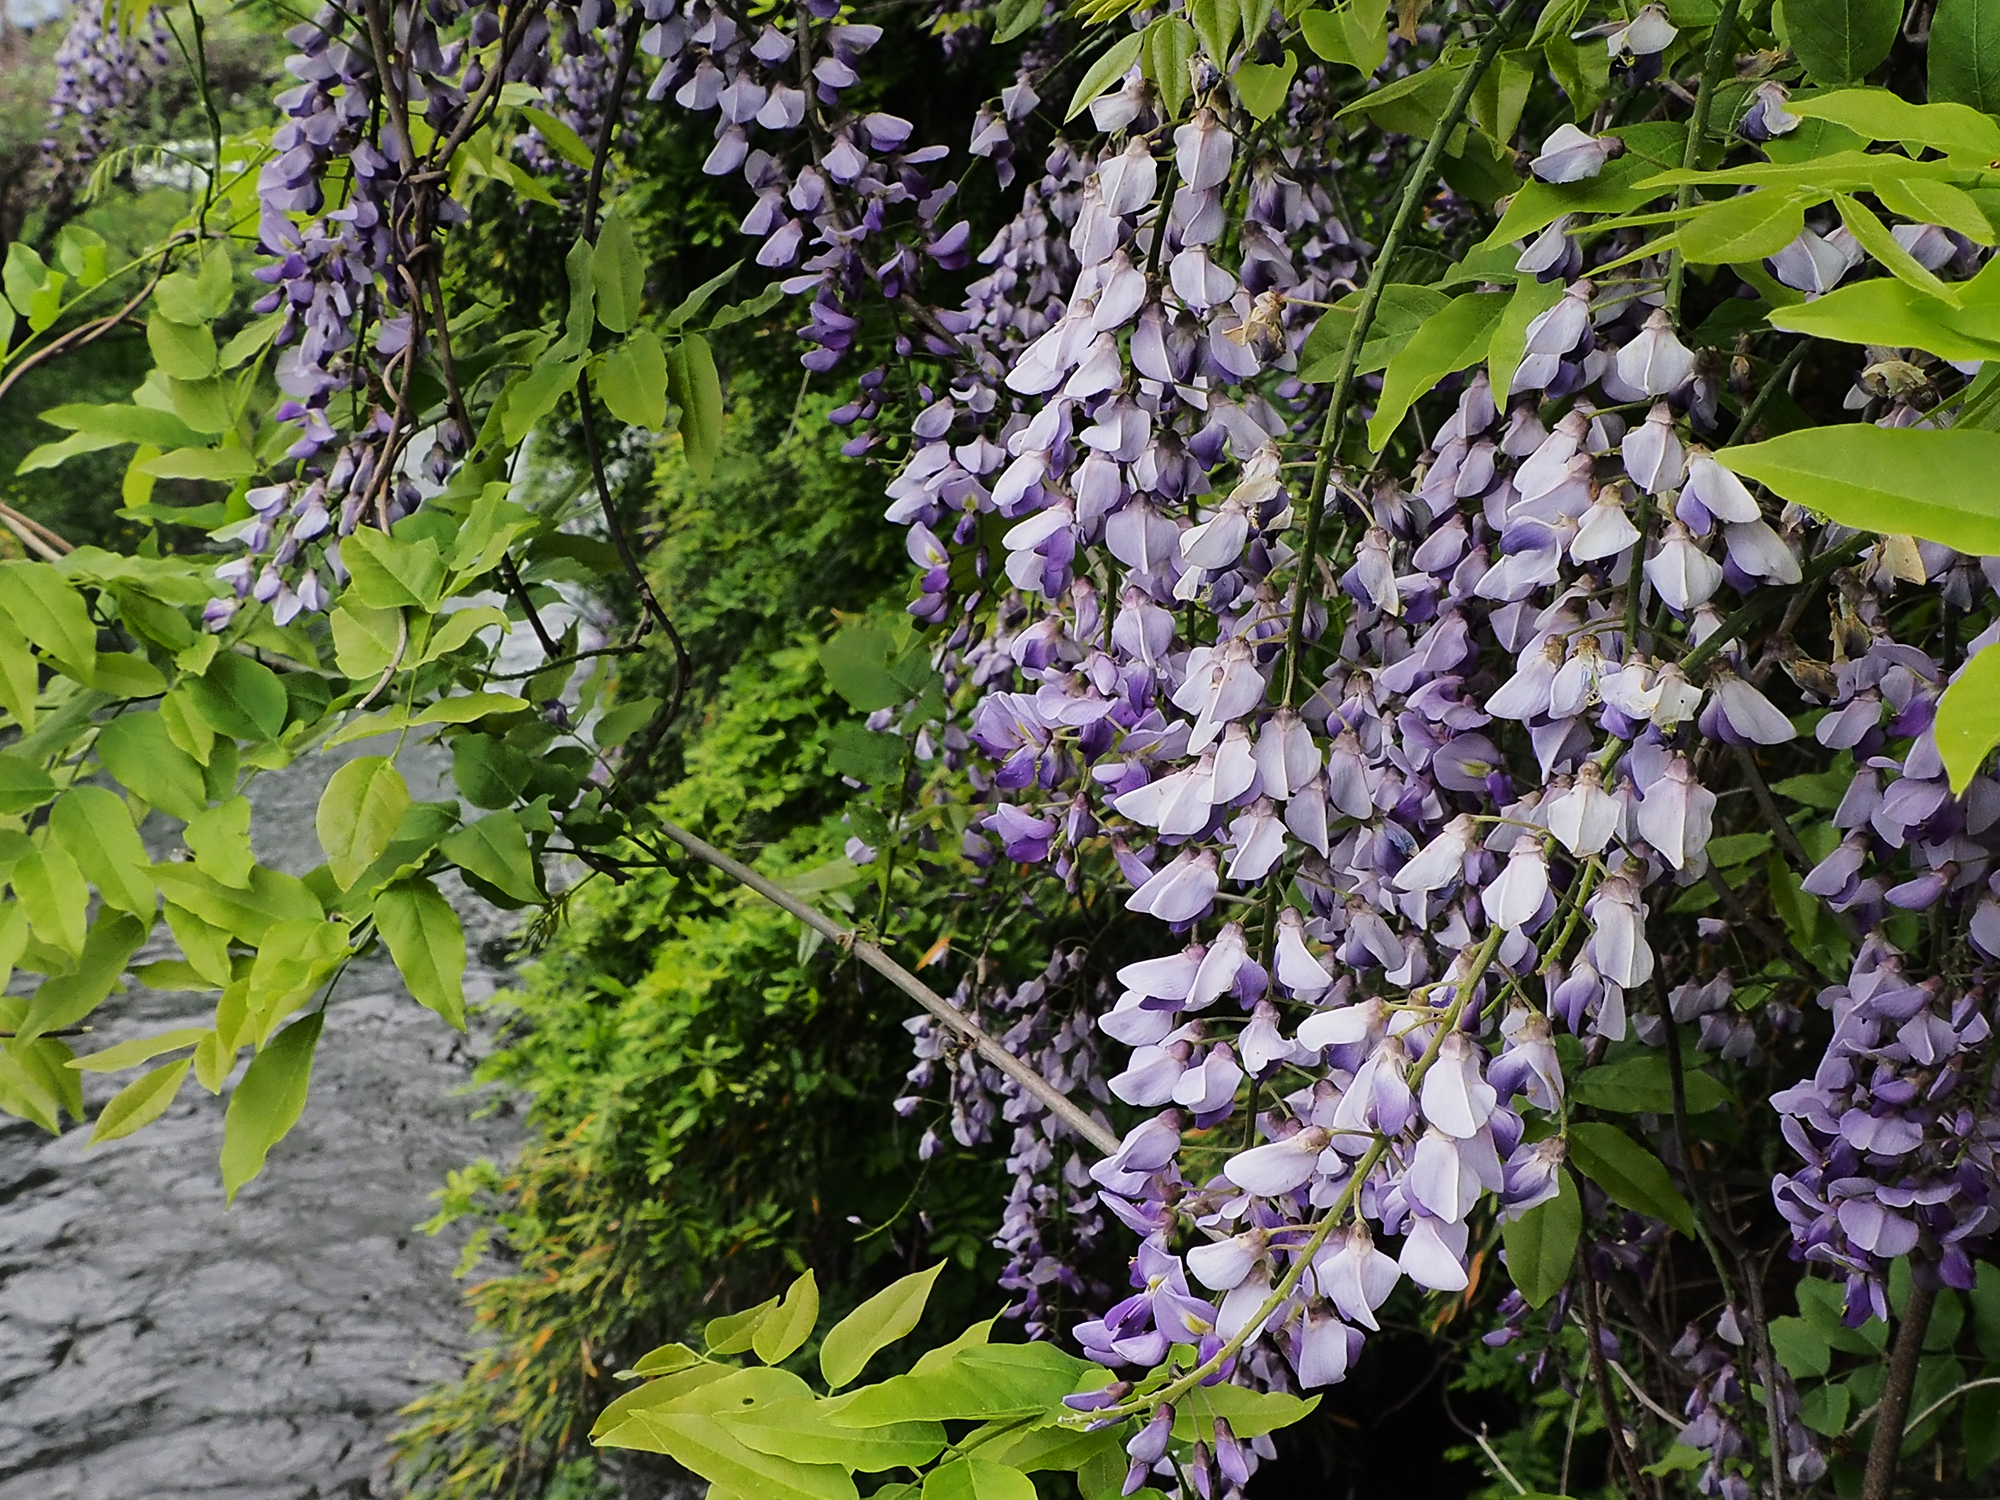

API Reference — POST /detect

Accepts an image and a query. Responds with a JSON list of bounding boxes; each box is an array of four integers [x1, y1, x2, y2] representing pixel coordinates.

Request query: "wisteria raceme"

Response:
[[866, 0, 2000, 1459], [900, 949, 1116, 1339], [40, 0, 170, 183]]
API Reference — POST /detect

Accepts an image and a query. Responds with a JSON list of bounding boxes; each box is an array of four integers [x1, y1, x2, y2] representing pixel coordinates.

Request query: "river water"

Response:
[[0, 741, 524, 1499]]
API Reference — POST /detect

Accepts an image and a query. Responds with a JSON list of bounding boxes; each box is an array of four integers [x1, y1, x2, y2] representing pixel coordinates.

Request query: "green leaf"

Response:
[[1335, 58, 1464, 137], [413, 605, 510, 667], [1769, 1315, 1833, 1378], [1769, 277, 2000, 363], [90, 1057, 191, 1145], [373, 877, 467, 1029], [189, 652, 289, 742], [665, 333, 724, 483], [503, 358, 585, 448], [1641, 1444, 1709, 1477], [597, 1409, 857, 1500], [598, 331, 670, 430], [922, 1460, 1036, 1500], [1065, 32, 1145, 121], [3, 242, 50, 316], [150, 863, 322, 942], [331, 691, 531, 747], [1146, 15, 1198, 116], [318, 756, 412, 889], [1171, 1382, 1318, 1441], [518, 106, 596, 170], [138, 446, 257, 481], [451, 733, 533, 809], [1835, 194, 1960, 305], [1486, 277, 1567, 403], [834, 1344, 1091, 1428], [13, 844, 90, 953], [219, 310, 287, 370], [827, 723, 905, 784], [54, 224, 106, 287], [819, 1262, 946, 1390], [1800, 1382, 1852, 1435], [1567, 1122, 1697, 1236], [343, 526, 448, 612], [1679, 190, 1812, 263], [1233, 50, 1298, 120], [707, 1297, 781, 1354], [1788, 0, 1900, 81], [147, 311, 219, 380], [69, 1026, 209, 1071], [97, 712, 208, 821], [1368, 292, 1508, 451], [219, 1011, 323, 1203], [1719, 427, 2000, 557], [751, 1270, 820, 1366], [1874, 174, 1996, 245], [1297, 285, 1451, 383], [1569, 1052, 1731, 1114], [994, 0, 1044, 42], [0, 754, 55, 815], [1938, 644, 2000, 794], [663, 262, 744, 331], [38, 401, 204, 451], [0, 561, 98, 672], [1300, 1, 1389, 74], [593, 213, 646, 333], [631, 1342, 706, 1377], [440, 811, 542, 905], [1501, 1173, 1580, 1308], [50, 785, 155, 916], [594, 696, 662, 750], [1932, 0, 2000, 111], [1791, 88, 2000, 158], [820, 624, 908, 712], [331, 599, 404, 680], [19, 910, 147, 1041], [723, 1400, 946, 1473]]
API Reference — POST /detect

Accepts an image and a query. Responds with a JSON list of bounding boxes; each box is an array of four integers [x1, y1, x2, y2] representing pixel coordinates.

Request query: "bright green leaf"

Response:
[[1769, 1315, 1833, 1378], [723, 1400, 945, 1473], [665, 333, 724, 483], [151, 863, 322, 943], [188, 653, 289, 742], [597, 1409, 856, 1500], [1368, 291, 1509, 451], [97, 712, 208, 821], [1569, 1052, 1732, 1114], [593, 213, 646, 333], [13, 843, 89, 954], [318, 757, 412, 889], [598, 331, 670, 430], [373, 877, 467, 1029], [19, 911, 147, 1041], [69, 1026, 209, 1071], [706, 1296, 780, 1354], [1300, 1, 1389, 74], [1720, 426, 2000, 558], [1937, 643, 2000, 794], [0, 754, 55, 815], [921, 1460, 1036, 1500], [182, 796, 253, 888], [751, 1270, 820, 1367], [343, 526, 448, 612], [0, 561, 98, 672], [51, 785, 155, 916], [1065, 32, 1145, 121], [440, 810, 541, 905], [820, 1262, 946, 1390], [90, 1057, 191, 1145], [1679, 189, 1812, 263], [219, 1011, 323, 1203], [1233, 50, 1298, 120]]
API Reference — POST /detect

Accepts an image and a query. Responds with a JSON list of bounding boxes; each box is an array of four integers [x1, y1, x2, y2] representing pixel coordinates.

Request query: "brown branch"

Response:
[[0, 240, 185, 411], [651, 817, 1120, 1156], [1574, 1195, 1656, 1500], [1862, 1277, 1938, 1500]]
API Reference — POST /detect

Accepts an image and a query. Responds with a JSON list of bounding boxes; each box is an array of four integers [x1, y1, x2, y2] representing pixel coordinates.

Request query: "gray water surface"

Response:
[[0, 744, 522, 1499]]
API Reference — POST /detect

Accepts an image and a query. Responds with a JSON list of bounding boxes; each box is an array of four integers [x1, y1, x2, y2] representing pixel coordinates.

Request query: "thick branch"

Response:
[[1862, 1277, 1937, 1500], [652, 817, 1121, 1156]]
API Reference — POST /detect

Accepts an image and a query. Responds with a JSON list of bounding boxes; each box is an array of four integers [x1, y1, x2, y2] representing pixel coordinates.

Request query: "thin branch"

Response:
[[0, 506, 69, 562], [0, 241, 185, 410], [651, 817, 1120, 1156], [1728, 337, 1811, 445], [1664, 0, 1743, 321]]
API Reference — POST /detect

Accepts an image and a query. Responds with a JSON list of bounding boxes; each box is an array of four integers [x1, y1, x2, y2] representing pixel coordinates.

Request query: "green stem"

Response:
[[1089, 927, 1508, 1425], [1276, 0, 1536, 711], [1665, 0, 1744, 322], [1727, 337, 1810, 445]]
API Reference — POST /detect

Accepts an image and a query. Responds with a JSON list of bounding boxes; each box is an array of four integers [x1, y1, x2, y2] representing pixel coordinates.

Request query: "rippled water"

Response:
[[0, 743, 522, 1499]]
